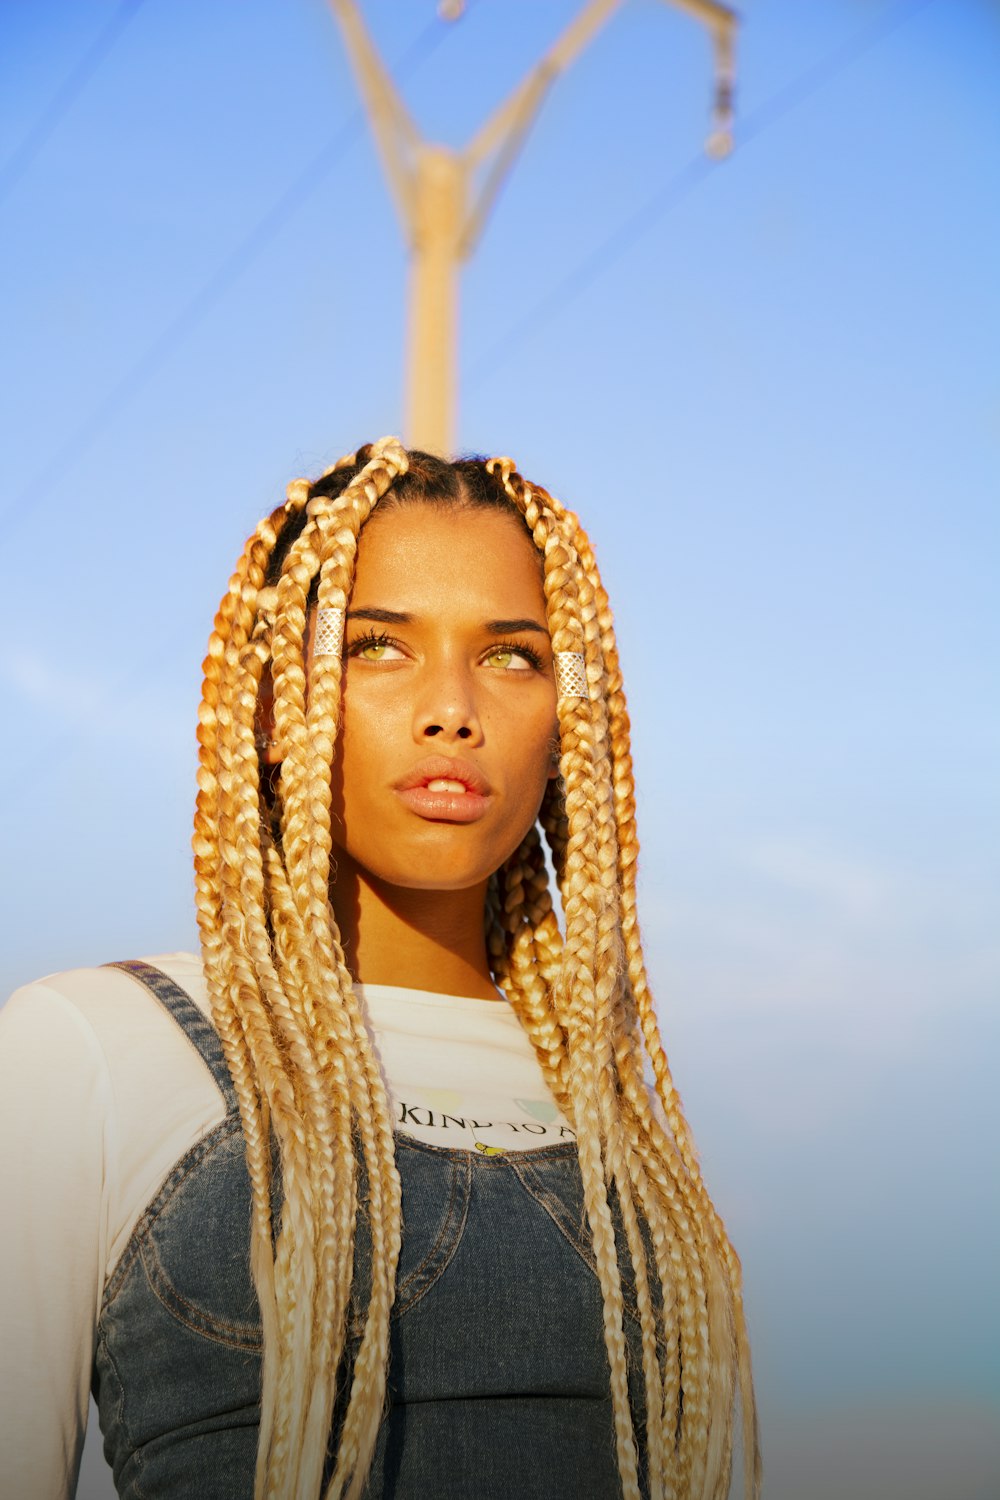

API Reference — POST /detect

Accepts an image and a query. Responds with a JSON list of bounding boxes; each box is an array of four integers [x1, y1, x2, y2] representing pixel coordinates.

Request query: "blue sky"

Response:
[[2, 2, 998, 1495]]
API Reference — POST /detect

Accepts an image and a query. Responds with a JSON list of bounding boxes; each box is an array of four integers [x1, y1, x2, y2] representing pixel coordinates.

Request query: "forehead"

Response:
[[352, 506, 545, 616]]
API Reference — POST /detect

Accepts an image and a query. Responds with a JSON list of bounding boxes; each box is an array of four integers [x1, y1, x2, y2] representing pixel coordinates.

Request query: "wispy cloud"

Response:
[[744, 837, 890, 920], [4, 647, 191, 764], [5, 646, 105, 725], [638, 831, 998, 1030]]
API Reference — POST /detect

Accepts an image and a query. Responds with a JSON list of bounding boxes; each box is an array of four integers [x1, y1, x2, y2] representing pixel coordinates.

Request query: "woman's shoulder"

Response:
[[2, 952, 229, 1277], [3, 950, 208, 1060], [1, 951, 218, 1125], [3, 951, 223, 1112], [5, 949, 208, 1018]]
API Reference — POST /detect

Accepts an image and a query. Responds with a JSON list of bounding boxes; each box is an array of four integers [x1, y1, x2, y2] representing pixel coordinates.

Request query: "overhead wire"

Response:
[[0, 0, 149, 209]]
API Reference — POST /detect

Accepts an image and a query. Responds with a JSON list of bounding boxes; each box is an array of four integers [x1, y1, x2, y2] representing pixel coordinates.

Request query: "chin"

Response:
[[377, 864, 493, 894]]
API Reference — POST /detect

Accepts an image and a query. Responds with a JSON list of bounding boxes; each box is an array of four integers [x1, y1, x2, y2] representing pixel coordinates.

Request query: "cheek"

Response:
[[338, 672, 409, 754], [329, 693, 390, 817], [504, 709, 560, 804], [341, 694, 393, 753]]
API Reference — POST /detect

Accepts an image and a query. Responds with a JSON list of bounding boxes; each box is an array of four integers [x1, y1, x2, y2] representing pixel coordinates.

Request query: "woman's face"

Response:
[[326, 503, 559, 894]]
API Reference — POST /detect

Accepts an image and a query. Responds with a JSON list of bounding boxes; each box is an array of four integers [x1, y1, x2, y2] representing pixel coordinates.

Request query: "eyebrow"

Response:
[[345, 607, 412, 625], [486, 617, 549, 636], [346, 607, 548, 636]]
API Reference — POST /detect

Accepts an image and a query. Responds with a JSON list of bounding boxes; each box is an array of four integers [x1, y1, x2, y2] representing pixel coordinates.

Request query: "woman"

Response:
[[0, 438, 759, 1499]]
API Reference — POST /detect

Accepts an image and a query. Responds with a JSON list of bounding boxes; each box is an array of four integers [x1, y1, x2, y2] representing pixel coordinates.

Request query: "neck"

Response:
[[330, 852, 499, 1000]]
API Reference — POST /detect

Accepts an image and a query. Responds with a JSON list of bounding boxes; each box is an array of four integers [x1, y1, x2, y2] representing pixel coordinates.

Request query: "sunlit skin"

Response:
[[319, 505, 559, 999]]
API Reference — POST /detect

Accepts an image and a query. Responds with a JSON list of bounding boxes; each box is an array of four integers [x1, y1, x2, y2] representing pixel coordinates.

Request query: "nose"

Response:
[[413, 661, 483, 745]]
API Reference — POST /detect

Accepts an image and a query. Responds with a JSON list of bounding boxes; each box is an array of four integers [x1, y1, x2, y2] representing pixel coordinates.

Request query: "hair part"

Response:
[[195, 437, 760, 1500], [265, 447, 541, 593]]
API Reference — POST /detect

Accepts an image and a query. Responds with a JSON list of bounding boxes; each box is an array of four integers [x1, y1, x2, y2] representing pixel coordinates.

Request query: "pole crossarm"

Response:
[[460, 0, 738, 245], [668, 0, 737, 37], [329, 0, 736, 256], [325, 0, 739, 452], [464, 0, 624, 168], [328, 0, 420, 225], [459, 0, 626, 256]]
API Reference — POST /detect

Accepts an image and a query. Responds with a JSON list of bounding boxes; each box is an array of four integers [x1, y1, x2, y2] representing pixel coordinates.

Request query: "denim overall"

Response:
[[93, 962, 653, 1498]]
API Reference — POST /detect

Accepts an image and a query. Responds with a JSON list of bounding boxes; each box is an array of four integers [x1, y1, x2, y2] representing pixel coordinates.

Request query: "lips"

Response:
[[394, 756, 492, 823], [395, 756, 491, 796]]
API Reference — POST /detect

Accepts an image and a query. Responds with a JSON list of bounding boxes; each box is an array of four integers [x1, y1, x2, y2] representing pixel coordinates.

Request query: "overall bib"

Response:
[[93, 962, 653, 1498]]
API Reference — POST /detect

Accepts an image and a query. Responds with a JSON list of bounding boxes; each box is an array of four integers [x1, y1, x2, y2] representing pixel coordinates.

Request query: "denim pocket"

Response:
[[508, 1152, 597, 1269], [348, 1140, 472, 1335], [106, 1118, 263, 1351], [509, 1151, 661, 1345]]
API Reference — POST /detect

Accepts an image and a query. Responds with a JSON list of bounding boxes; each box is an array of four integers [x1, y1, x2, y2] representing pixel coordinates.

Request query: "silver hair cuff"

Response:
[[313, 607, 346, 659], [554, 652, 588, 699]]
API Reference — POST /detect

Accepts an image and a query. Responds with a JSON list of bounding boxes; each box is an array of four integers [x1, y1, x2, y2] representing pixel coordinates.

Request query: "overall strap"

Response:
[[105, 959, 238, 1115]]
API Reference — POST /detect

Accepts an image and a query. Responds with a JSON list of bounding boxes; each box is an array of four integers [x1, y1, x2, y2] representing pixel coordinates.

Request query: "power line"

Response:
[[3, 116, 365, 534], [0, 0, 149, 209], [2, 8, 462, 535], [465, 152, 715, 389], [466, 0, 937, 389]]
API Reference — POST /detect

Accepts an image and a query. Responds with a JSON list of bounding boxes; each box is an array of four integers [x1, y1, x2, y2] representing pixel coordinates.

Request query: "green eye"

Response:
[[347, 630, 404, 662], [483, 640, 543, 671]]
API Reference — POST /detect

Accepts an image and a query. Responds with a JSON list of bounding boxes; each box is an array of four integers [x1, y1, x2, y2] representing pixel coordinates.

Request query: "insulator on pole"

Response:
[[705, 17, 735, 158], [706, 77, 734, 157]]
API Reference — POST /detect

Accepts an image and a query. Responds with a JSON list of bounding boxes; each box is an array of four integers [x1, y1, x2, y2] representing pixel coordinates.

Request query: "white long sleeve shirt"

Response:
[[0, 953, 576, 1499]]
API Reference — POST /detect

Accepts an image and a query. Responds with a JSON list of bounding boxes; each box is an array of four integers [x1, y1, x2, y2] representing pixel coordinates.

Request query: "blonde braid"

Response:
[[297, 455, 409, 1498], [489, 463, 645, 1492], [254, 479, 361, 1495], [571, 517, 759, 1496], [195, 441, 406, 1499], [566, 509, 716, 1498], [490, 826, 573, 1112], [195, 496, 331, 1485], [266, 445, 407, 1498]]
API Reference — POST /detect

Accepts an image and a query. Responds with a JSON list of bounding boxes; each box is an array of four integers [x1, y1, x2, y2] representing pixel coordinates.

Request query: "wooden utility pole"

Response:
[[328, 0, 737, 455]]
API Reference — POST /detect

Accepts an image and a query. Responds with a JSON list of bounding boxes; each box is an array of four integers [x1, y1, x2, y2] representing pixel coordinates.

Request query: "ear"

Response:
[[256, 664, 283, 766], [547, 731, 561, 780]]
